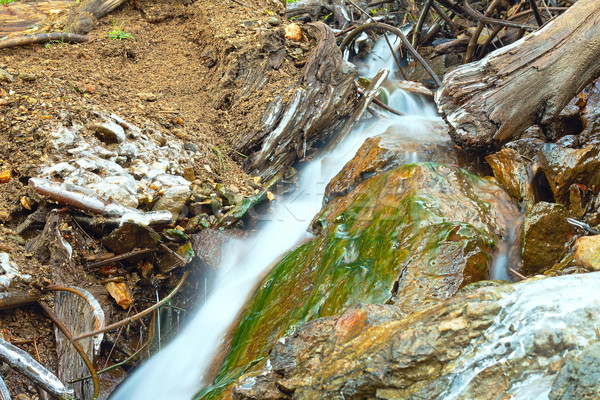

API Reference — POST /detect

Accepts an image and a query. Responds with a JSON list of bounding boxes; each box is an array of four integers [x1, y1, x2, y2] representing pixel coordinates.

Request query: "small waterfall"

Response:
[[111, 36, 454, 400]]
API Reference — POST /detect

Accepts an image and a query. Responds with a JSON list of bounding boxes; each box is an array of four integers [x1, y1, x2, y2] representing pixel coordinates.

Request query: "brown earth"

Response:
[[0, 0, 302, 397]]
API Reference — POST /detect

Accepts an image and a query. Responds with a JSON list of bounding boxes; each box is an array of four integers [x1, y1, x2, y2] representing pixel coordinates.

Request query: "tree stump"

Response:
[[236, 22, 357, 181]]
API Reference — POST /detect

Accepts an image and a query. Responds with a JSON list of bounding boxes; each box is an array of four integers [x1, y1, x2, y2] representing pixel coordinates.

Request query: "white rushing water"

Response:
[[112, 42, 441, 399]]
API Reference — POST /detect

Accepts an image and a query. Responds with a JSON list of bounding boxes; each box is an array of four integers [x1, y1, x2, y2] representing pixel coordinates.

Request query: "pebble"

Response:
[[285, 23, 303, 42], [0, 170, 11, 183], [0, 68, 14, 83], [88, 121, 126, 144], [137, 92, 158, 102], [266, 17, 280, 26]]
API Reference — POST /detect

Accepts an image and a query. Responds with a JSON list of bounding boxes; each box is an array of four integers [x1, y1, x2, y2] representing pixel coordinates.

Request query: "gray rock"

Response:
[[550, 342, 600, 400], [104, 223, 161, 254]]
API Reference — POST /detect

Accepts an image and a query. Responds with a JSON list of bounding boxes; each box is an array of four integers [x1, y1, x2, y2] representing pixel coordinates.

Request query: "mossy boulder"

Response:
[[199, 163, 519, 399]]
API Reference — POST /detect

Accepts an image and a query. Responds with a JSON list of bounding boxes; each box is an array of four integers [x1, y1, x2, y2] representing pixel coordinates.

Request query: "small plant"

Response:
[[0, 0, 19, 4], [108, 19, 134, 40]]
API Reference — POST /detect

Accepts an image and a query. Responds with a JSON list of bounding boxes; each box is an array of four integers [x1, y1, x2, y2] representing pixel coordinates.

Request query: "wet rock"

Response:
[[579, 79, 600, 145], [486, 148, 535, 210], [103, 223, 161, 254], [88, 121, 126, 144], [152, 185, 191, 220], [521, 202, 574, 275], [233, 273, 600, 400], [216, 184, 243, 206], [538, 144, 600, 205], [324, 122, 478, 203], [504, 137, 545, 160], [574, 235, 600, 271], [550, 342, 600, 400], [548, 103, 583, 142], [206, 163, 519, 396]]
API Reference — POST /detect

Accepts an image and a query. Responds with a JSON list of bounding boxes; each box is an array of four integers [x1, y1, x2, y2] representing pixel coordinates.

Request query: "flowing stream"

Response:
[[112, 37, 509, 399]]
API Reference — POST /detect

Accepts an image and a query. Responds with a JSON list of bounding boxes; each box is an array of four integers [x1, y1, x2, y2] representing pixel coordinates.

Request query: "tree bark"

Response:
[[435, 0, 600, 152], [236, 22, 357, 181]]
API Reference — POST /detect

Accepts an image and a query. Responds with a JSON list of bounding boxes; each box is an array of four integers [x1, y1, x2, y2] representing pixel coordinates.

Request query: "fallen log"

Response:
[[236, 22, 357, 181], [435, 0, 600, 152]]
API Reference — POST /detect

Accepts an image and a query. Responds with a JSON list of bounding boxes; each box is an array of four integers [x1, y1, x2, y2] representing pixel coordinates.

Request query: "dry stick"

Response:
[[477, 6, 565, 59], [366, 91, 406, 116], [73, 272, 189, 341], [69, 341, 149, 384], [0, 291, 40, 311], [431, 1, 460, 34], [465, 0, 502, 63], [509, 268, 527, 281], [346, 0, 408, 80], [412, 0, 434, 48], [86, 248, 157, 268], [508, 6, 568, 21], [0, 33, 88, 50], [528, 0, 544, 26], [340, 22, 443, 87], [463, 0, 537, 31], [159, 243, 187, 265], [39, 303, 100, 400]]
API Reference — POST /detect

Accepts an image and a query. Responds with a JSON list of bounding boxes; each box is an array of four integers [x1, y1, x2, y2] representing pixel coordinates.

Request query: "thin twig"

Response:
[[528, 0, 544, 26], [431, 1, 460, 34], [413, 0, 434, 48], [463, 0, 537, 31], [358, 88, 405, 116], [69, 341, 149, 384], [159, 243, 187, 265], [465, 0, 502, 63], [39, 303, 100, 400], [45, 285, 106, 340], [86, 248, 157, 268], [509, 268, 527, 281], [340, 22, 443, 86], [73, 272, 189, 341], [345, 0, 408, 79]]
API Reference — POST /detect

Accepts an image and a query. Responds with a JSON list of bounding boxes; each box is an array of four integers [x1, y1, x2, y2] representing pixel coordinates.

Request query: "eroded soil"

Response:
[[0, 0, 301, 397]]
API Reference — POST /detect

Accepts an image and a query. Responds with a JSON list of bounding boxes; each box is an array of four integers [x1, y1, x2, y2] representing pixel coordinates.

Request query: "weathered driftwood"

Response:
[[435, 0, 600, 152], [236, 22, 357, 181], [66, 0, 127, 34]]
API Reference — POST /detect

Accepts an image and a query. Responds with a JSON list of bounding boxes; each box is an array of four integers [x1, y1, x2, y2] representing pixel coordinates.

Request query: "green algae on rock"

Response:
[[199, 163, 519, 399]]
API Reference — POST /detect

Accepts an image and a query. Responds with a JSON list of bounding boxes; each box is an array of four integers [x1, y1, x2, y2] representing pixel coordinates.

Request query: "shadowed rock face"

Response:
[[200, 162, 519, 398], [234, 272, 600, 400]]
